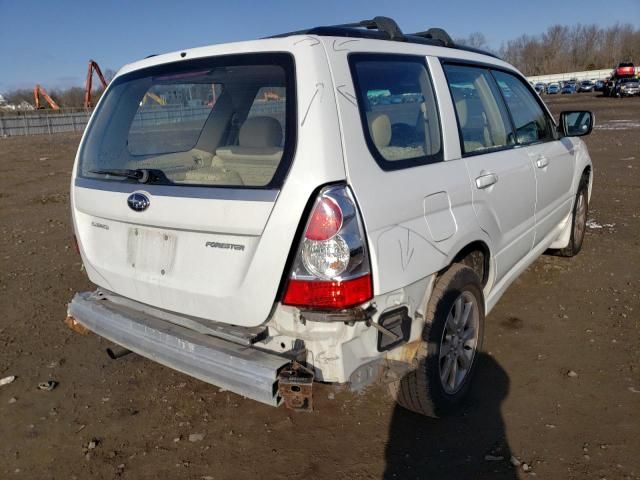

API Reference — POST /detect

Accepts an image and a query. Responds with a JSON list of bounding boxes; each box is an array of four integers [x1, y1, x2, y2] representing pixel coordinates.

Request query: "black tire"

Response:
[[556, 176, 589, 257], [388, 264, 485, 417]]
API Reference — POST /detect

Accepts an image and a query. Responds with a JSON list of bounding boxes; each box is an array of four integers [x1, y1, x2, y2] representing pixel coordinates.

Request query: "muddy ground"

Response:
[[1, 93, 639, 480]]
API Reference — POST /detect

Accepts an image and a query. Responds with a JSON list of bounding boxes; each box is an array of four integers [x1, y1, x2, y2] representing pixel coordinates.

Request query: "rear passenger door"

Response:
[[491, 70, 575, 244], [442, 63, 537, 283]]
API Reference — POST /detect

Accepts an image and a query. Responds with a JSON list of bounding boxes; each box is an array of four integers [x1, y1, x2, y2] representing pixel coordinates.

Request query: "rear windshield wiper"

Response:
[[89, 168, 172, 184]]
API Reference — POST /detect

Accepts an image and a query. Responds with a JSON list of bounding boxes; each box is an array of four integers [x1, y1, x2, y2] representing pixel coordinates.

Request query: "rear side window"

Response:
[[443, 64, 515, 155], [491, 70, 554, 144], [79, 53, 296, 188], [349, 54, 442, 169]]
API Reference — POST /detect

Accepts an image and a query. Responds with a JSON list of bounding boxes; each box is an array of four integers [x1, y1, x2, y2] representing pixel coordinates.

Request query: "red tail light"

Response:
[[283, 185, 373, 310], [305, 196, 342, 241], [283, 275, 373, 309]]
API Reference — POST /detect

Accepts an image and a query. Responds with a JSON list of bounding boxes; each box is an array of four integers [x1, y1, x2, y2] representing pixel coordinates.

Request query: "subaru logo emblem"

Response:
[[127, 192, 150, 212]]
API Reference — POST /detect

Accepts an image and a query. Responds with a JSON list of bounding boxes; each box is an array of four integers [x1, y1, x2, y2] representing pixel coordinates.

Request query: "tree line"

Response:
[[459, 23, 640, 76]]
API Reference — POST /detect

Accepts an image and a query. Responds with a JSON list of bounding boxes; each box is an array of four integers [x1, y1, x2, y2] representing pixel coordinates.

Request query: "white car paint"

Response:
[[71, 33, 593, 386]]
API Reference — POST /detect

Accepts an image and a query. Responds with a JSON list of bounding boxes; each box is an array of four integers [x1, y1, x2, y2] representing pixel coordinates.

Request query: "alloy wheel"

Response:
[[439, 291, 480, 394]]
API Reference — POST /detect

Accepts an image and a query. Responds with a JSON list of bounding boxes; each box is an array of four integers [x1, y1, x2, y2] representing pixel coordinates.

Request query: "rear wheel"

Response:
[[388, 264, 484, 417], [557, 177, 589, 257]]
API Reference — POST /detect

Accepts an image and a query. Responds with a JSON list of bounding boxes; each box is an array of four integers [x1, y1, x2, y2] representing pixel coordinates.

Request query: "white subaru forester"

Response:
[[67, 17, 594, 416]]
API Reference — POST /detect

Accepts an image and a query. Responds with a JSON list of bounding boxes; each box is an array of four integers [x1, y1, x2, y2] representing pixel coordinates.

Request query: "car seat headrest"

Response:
[[239, 116, 283, 148], [455, 98, 468, 127], [368, 112, 391, 148]]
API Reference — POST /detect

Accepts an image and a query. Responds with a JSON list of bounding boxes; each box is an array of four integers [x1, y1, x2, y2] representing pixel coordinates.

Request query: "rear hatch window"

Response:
[[79, 53, 295, 188]]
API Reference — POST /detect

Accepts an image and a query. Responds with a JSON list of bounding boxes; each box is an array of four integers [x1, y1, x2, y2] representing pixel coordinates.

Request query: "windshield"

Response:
[[79, 53, 295, 188]]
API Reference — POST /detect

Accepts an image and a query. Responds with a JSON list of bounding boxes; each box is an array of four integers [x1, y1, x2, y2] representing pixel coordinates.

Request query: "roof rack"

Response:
[[411, 28, 454, 47], [334, 16, 405, 41], [270, 16, 498, 59]]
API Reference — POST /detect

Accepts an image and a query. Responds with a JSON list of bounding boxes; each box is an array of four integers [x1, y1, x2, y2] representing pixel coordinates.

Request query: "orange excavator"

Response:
[[33, 85, 60, 110], [84, 59, 109, 108], [263, 90, 281, 101]]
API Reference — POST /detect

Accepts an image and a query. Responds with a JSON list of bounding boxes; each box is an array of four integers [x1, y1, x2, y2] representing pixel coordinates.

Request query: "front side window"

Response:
[[492, 70, 554, 144], [79, 54, 295, 188], [349, 54, 442, 169], [443, 64, 515, 155]]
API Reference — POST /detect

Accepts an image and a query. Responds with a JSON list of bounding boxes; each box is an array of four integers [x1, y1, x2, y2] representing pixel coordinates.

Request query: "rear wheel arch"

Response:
[[450, 241, 491, 288], [389, 263, 485, 417]]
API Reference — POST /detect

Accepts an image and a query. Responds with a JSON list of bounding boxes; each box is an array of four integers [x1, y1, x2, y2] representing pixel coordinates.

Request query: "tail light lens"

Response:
[[304, 196, 342, 241], [283, 185, 373, 310]]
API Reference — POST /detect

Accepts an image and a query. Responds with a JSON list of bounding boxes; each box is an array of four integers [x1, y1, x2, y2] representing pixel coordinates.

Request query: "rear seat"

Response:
[[454, 97, 493, 153], [367, 112, 425, 161], [183, 116, 283, 186], [217, 116, 283, 162]]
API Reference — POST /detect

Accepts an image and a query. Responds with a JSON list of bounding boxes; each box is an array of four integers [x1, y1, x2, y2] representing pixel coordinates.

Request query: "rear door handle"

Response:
[[536, 156, 549, 168], [475, 173, 498, 189]]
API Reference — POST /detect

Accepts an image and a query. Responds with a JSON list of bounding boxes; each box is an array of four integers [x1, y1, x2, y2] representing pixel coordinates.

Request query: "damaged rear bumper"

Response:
[[67, 291, 291, 406]]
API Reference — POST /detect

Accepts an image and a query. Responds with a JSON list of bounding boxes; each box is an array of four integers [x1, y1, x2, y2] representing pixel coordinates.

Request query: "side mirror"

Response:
[[559, 110, 594, 137]]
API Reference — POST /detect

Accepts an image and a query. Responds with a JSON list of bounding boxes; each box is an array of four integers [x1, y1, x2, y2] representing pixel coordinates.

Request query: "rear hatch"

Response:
[[72, 52, 302, 328]]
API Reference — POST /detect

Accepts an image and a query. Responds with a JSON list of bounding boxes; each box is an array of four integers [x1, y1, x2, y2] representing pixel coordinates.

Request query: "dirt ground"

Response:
[[1, 93, 639, 480]]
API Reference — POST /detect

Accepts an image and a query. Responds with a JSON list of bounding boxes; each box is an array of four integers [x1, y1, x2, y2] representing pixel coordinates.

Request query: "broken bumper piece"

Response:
[[67, 291, 291, 406]]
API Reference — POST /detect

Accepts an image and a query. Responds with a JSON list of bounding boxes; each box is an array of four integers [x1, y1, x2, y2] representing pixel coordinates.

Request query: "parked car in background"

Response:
[[534, 82, 546, 94], [618, 77, 640, 97], [604, 62, 636, 97], [562, 83, 577, 94], [547, 83, 561, 94], [562, 79, 576, 90], [65, 16, 595, 417], [578, 80, 595, 92], [594, 80, 605, 91]]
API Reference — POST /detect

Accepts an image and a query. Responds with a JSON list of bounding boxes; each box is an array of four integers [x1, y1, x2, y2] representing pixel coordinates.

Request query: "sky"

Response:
[[1, 0, 638, 93]]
